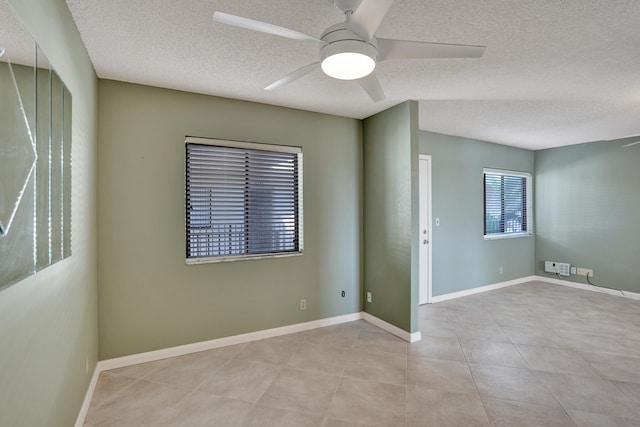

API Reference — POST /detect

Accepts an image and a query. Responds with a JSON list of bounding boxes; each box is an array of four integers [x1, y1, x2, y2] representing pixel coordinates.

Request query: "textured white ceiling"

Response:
[[65, 0, 640, 150], [1, 1, 39, 67]]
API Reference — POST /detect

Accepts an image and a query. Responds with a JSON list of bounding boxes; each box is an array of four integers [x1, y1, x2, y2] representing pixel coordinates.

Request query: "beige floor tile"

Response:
[[470, 363, 560, 407], [419, 304, 450, 321], [408, 335, 465, 361], [580, 351, 640, 383], [461, 340, 529, 368], [407, 356, 476, 393], [197, 359, 280, 403], [516, 344, 597, 376], [144, 350, 229, 389], [614, 380, 640, 405], [104, 359, 162, 380], [555, 330, 635, 356], [568, 409, 640, 427], [305, 323, 362, 347], [257, 368, 340, 415], [242, 404, 325, 427], [234, 337, 300, 366], [447, 306, 496, 324], [203, 343, 248, 359], [352, 330, 407, 355], [84, 379, 191, 426], [327, 377, 406, 426], [153, 391, 252, 426], [482, 397, 575, 427], [342, 348, 407, 385], [406, 385, 490, 427], [492, 312, 548, 327], [486, 303, 532, 318], [613, 337, 640, 358], [453, 321, 511, 343], [87, 372, 136, 410], [419, 319, 458, 338], [537, 371, 640, 420], [322, 418, 366, 427], [286, 342, 347, 377], [502, 324, 569, 349]]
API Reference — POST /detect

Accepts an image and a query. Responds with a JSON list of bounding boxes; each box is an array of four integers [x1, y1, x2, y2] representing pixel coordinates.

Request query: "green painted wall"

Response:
[[535, 137, 640, 293], [362, 101, 420, 333], [419, 131, 535, 297], [97, 80, 362, 359], [0, 0, 98, 426]]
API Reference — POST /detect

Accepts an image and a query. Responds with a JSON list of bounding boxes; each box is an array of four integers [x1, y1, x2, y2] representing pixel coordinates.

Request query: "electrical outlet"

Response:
[[576, 268, 593, 277], [367, 292, 372, 303], [299, 299, 307, 310], [499, 267, 503, 275]]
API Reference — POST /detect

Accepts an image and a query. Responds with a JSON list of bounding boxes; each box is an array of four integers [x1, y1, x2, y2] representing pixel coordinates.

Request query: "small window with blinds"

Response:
[[484, 168, 533, 239], [185, 137, 303, 263]]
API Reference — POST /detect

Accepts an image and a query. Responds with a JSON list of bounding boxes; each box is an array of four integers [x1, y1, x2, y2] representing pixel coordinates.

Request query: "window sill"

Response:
[[484, 232, 533, 241], [186, 251, 303, 265]]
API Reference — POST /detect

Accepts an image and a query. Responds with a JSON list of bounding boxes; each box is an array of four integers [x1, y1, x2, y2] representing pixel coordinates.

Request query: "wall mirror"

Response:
[[0, 0, 72, 290]]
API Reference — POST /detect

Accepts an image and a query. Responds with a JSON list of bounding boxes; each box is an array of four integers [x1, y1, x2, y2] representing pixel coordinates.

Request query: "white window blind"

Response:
[[484, 168, 532, 238], [185, 137, 303, 263]]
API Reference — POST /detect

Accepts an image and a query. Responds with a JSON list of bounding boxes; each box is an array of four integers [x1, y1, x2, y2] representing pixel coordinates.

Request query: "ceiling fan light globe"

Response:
[[321, 52, 375, 80]]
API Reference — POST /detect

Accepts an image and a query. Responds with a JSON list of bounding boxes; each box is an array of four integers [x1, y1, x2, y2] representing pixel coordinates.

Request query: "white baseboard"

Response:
[[361, 312, 422, 343], [534, 275, 640, 300], [429, 276, 537, 303], [98, 312, 362, 372], [74, 365, 101, 427]]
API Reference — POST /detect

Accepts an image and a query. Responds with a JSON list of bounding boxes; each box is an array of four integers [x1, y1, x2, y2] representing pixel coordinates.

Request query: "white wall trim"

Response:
[[418, 155, 433, 304], [429, 276, 537, 303], [361, 312, 422, 343], [534, 275, 640, 300]]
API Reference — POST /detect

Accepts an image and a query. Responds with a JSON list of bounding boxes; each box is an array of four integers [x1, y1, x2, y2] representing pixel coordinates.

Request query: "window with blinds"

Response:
[[484, 168, 532, 239], [185, 137, 303, 263]]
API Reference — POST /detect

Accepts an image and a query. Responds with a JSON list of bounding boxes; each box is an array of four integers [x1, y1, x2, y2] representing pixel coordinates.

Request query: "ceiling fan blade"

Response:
[[357, 72, 385, 102], [213, 12, 324, 44], [621, 140, 640, 148], [377, 38, 486, 61], [264, 62, 320, 91], [347, 0, 394, 40]]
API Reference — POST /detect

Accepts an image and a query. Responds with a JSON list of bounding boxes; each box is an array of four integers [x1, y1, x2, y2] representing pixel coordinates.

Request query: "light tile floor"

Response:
[[84, 281, 640, 426]]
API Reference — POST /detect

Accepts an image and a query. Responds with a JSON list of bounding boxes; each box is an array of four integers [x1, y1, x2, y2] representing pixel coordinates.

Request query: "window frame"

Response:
[[483, 168, 533, 240], [185, 136, 304, 264]]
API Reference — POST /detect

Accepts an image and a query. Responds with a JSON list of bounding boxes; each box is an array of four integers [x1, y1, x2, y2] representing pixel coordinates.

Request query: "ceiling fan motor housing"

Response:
[[319, 24, 378, 80], [321, 23, 377, 52]]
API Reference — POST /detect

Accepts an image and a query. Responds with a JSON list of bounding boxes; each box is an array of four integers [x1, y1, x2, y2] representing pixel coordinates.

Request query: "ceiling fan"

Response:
[[621, 140, 640, 148], [604, 134, 640, 148], [213, 0, 486, 102]]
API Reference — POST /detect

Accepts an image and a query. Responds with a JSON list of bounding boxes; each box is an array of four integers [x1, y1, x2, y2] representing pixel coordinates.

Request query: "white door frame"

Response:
[[419, 155, 433, 304]]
